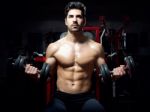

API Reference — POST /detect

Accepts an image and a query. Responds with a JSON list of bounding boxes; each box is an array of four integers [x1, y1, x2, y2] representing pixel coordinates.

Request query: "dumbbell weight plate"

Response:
[[45, 64, 50, 78], [128, 56, 135, 73], [14, 55, 21, 69], [18, 56, 27, 70], [40, 63, 50, 80], [124, 56, 132, 75], [100, 64, 111, 80], [100, 64, 106, 77], [40, 63, 47, 78]]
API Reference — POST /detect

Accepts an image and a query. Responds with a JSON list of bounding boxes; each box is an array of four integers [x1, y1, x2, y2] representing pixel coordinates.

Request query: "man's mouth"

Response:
[[72, 24, 78, 26]]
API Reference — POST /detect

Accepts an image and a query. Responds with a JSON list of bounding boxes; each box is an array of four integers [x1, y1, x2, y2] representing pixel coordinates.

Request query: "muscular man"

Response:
[[25, 1, 125, 112]]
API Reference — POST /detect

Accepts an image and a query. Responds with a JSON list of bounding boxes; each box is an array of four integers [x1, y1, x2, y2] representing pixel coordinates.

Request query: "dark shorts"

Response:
[[56, 91, 95, 111], [45, 91, 105, 112]]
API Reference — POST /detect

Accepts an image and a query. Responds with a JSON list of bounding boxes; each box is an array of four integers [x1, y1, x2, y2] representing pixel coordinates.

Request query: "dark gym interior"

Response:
[[0, 0, 150, 112]]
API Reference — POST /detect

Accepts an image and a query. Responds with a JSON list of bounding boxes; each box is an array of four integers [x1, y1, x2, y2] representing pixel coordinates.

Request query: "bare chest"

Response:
[[55, 44, 96, 66]]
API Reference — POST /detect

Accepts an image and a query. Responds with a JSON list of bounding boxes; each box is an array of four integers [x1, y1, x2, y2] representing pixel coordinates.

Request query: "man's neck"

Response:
[[66, 31, 86, 43]]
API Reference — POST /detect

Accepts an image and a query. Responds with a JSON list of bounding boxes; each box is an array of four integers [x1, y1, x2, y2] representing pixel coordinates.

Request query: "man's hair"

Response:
[[64, 1, 86, 17]]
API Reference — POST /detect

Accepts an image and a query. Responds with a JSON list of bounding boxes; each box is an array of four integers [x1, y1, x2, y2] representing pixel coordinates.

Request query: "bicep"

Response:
[[45, 57, 56, 67], [97, 56, 105, 67], [96, 44, 106, 67], [45, 43, 57, 66], [45, 43, 57, 75], [44, 57, 57, 77]]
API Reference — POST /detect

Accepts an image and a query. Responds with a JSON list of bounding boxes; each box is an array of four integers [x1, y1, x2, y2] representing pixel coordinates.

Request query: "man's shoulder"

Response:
[[88, 40, 104, 53], [89, 39, 102, 47], [47, 38, 64, 52], [48, 38, 63, 47], [46, 41, 59, 57]]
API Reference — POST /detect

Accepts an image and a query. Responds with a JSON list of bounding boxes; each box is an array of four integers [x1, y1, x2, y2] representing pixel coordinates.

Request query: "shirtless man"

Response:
[[25, 1, 126, 112]]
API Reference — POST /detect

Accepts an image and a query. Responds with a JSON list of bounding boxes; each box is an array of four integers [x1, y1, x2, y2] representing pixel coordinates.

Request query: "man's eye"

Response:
[[77, 15, 83, 18], [68, 15, 73, 18]]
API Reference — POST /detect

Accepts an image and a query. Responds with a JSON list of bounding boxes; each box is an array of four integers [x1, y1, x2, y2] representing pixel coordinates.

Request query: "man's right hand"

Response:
[[25, 64, 40, 79]]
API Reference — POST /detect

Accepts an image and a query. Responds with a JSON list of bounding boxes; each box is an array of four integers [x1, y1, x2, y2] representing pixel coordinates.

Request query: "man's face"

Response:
[[65, 9, 85, 32]]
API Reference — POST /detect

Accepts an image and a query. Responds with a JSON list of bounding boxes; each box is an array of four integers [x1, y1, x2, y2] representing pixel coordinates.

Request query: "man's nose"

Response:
[[73, 17, 77, 21]]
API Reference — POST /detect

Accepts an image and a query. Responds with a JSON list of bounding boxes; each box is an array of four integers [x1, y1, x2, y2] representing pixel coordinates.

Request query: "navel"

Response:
[[72, 83, 75, 86]]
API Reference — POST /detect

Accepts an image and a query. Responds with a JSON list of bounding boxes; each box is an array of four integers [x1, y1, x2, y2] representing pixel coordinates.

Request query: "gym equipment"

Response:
[[59, 31, 94, 40], [124, 56, 135, 76], [13, 55, 50, 80], [83, 31, 94, 40], [100, 55, 135, 79], [82, 26, 101, 42], [32, 52, 46, 62], [60, 32, 67, 38], [100, 55, 135, 98]]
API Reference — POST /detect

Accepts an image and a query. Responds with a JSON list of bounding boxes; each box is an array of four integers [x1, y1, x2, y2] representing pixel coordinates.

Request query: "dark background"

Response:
[[0, 0, 150, 111]]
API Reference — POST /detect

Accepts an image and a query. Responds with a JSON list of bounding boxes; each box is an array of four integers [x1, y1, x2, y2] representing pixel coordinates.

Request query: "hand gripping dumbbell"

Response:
[[100, 55, 135, 98], [13, 55, 50, 80], [99, 55, 135, 80]]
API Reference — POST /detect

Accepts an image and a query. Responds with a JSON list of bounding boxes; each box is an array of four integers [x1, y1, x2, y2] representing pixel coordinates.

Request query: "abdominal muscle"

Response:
[[56, 66, 93, 94]]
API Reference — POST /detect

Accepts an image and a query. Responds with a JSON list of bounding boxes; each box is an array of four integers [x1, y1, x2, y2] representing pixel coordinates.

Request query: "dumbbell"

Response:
[[100, 55, 135, 80], [13, 55, 50, 80], [124, 56, 135, 76]]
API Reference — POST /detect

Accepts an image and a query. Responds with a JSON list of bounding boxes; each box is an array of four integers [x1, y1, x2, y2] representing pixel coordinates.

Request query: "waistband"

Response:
[[55, 90, 94, 102]]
